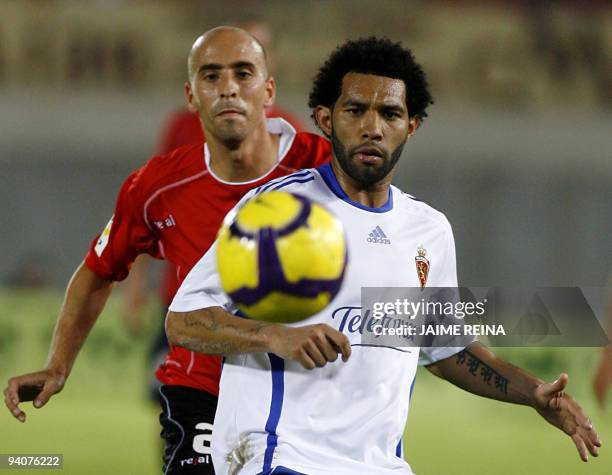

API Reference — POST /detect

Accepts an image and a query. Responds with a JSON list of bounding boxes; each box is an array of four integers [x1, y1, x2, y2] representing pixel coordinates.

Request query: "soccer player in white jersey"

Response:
[[166, 38, 601, 475]]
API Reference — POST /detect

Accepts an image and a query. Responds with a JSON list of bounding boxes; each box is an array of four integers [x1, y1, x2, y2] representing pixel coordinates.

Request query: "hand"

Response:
[[266, 323, 351, 370], [593, 349, 612, 408], [4, 369, 66, 423], [533, 373, 601, 462]]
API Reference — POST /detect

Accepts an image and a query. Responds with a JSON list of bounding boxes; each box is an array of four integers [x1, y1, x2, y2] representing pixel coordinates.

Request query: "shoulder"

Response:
[[265, 105, 308, 132], [253, 168, 318, 196], [284, 132, 331, 165], [130, 143, 207, 196], [229, 169, 318, 217], [393, 186, 453, 234]]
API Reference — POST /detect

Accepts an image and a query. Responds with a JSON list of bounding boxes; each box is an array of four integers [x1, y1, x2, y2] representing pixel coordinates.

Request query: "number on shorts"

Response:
[[192, 422, 214, 454]]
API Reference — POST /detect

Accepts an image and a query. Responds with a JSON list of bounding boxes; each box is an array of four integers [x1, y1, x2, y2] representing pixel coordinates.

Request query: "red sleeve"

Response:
[[311, 134, 332, 167], [292, 132, 331, 168], [84, 167, 158, 282]]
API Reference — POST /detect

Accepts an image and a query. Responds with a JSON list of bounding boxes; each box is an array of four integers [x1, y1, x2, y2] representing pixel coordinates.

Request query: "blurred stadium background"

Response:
[[0, 0, 610, 473]]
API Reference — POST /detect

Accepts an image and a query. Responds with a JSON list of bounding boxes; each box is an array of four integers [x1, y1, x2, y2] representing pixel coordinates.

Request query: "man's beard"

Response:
[[331, 130, 406, 188], [203, 101, 250, 150], [211, 120, 249, 150]]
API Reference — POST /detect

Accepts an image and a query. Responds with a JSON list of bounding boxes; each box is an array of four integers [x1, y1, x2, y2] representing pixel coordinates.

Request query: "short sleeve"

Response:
[[168, 239, 231, 312], [84, 168, 158, 281], [418, 220, 473, 365]]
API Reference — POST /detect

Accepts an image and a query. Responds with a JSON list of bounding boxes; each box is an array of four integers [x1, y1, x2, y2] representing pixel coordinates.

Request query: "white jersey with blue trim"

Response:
[[170, 163, 465, 475]]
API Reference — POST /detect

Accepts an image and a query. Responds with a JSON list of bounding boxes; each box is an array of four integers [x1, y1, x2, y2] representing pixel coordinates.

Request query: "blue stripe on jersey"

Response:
[[409, 374, 417, 399], [263, 354, 285, 472], [316, 163, 393, 213], [257, 170, 313, 195], [268, 176, 315, 192], [257, 466, 308, 475], [398, 374, 418, 459]]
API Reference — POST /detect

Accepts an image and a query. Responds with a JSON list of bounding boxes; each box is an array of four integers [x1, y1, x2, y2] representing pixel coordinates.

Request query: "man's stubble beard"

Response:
[[198, 97, 250, 150], [217, 131, 247, 151], [331, 129, 406, 189], [208, 118, 250, 150]]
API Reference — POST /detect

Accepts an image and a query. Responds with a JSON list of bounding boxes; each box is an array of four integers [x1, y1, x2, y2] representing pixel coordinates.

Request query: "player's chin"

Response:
[[350, 156, 387, 174], [215, 115, 248, 129], [215, 124, 248, 143], [351, 165, 387, 187]]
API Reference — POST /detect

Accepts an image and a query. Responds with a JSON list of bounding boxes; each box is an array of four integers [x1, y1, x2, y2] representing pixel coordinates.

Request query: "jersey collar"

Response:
[[203, 117, 297, 186], [317, 162, 394, 213]]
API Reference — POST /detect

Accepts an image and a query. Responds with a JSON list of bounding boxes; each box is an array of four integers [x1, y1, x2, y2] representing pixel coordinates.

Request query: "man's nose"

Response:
[[360, 111, 383, 141], [219, 72, 238, 98]]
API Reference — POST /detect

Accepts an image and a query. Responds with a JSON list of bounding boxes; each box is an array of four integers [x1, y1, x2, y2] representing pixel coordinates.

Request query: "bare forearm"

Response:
[[46, 262, 114, 376], [166, 307, 274, 355], [427, 342, 543, 407]]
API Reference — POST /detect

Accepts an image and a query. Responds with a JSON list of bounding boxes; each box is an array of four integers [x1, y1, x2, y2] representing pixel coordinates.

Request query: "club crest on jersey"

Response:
[[415, 248, 429, 289]]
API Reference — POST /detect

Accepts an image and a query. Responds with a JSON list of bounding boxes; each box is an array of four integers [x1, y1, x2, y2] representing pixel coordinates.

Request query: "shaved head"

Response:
[[187, 26, 268, 84], [184, 25, 276, 148]]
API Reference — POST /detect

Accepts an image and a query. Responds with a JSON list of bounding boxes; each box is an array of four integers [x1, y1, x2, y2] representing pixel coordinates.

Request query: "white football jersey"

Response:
[[170, 163, 465, 475]]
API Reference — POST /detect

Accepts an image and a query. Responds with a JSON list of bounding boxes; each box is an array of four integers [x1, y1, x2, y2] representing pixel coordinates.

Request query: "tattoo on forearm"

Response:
[[456, 349, 509, 394], [179, 310, 270, 354], [180, 338, 237, 355]]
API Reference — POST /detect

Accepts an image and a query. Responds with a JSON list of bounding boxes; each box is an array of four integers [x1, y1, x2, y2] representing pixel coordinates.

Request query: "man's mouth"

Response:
[[217, 108, 245, 117], [352, 146, 385, 164]]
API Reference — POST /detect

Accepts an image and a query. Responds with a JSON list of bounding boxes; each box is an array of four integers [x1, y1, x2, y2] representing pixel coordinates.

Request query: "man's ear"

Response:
[[314, 105, 333, 137], [407, 115, 421, 137], [263, 76, 276, 108], [185, 81, 197, 114]]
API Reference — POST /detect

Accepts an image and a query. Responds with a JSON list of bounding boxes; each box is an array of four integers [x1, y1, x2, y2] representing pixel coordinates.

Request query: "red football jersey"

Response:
[[85, 119, 330, 395], [157, 107, 308, 304]]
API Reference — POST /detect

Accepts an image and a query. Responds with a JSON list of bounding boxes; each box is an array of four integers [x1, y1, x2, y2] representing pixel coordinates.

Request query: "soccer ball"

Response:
[[216, 191, 347, 323]]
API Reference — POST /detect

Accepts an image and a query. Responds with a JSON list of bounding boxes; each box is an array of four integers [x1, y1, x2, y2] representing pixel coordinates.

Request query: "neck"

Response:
[[331, 161, 393, 208], [206, 120, 280, 182]]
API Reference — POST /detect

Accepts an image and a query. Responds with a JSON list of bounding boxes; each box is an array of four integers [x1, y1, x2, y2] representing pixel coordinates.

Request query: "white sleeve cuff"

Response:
[[418, 345, 467, 366]]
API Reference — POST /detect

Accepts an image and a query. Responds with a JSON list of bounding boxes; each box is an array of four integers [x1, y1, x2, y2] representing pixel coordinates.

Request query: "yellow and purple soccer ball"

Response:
[[216, 191, 347, 323]]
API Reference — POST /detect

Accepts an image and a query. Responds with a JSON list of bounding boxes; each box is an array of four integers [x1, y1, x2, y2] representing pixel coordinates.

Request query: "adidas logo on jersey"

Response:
[[367, 225, 391, 244]]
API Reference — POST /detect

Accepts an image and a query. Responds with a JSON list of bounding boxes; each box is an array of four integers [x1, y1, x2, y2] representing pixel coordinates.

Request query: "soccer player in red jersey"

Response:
[[4, 26, 330, 474], [127, 60, 308, 406], [150, 94, 306, 315], [127, 100, 308, 406], [123, 19, 307, 336]]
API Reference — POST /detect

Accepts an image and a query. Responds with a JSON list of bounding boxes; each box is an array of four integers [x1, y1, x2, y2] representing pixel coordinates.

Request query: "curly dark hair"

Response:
[[308, 37, 433, 130]]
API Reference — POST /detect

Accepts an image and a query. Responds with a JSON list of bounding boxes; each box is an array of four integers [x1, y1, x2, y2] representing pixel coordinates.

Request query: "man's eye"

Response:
[[203, 73, 218, 81], [237, 71, 252, 79], [347, 108, 361, 115], [384, 111, 400, 119]]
